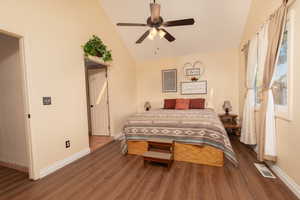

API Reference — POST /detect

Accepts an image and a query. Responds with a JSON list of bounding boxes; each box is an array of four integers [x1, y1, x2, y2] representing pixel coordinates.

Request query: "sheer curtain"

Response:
[[240, 36, 258, 145], [256, 23, 269, 150]]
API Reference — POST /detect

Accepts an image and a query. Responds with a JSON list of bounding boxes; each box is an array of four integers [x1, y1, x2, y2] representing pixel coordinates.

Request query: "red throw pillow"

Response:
[[190, 98, 205, 109], [175, 99, 190, 110], [164, 99, 176, 109]]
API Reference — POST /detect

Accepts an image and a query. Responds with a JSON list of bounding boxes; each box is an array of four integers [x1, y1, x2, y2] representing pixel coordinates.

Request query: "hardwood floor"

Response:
[[89, 135, 114, 152], [0, 137, 298, 200]]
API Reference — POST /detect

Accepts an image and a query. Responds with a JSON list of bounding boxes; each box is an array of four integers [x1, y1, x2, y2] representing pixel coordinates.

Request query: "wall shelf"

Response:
[[84, 55, 110, 69]]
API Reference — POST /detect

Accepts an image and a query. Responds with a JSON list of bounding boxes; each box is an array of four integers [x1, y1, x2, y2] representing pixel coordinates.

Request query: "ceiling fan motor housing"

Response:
[[147, 17, 163, 28]]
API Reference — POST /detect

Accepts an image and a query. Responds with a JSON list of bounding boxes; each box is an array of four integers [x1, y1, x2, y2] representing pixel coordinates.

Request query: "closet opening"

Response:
[[0, 30, 34, 180], [84, 58, 113, 152]]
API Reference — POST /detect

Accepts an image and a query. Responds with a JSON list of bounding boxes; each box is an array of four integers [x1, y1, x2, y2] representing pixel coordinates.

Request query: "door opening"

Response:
[[84, 58, 113, 152], [0, 31, 33, 179]]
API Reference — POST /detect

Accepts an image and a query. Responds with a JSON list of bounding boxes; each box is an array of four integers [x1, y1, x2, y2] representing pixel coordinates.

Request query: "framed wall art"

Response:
[[185, 68, 201, 76], [162, 69, 177, 93], [181, 80, 207, 95]]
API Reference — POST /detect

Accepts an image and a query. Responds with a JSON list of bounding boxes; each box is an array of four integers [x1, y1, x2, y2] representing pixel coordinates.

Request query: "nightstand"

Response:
[[219, 114, 241, 136]]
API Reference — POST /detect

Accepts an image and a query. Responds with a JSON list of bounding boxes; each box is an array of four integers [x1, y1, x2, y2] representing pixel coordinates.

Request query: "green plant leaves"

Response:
[[83, 35, 113, 62]]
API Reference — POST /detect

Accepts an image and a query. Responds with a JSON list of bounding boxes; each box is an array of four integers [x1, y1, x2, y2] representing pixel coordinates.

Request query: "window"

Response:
[[254, 11, 293, 120], [273, 22, 289, 106], [273, 12, 293, 120]]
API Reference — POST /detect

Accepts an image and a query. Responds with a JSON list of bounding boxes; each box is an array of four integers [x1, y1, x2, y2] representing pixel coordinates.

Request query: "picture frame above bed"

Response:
[[162, 69, 177, 93], [181, 80, 207, 95]]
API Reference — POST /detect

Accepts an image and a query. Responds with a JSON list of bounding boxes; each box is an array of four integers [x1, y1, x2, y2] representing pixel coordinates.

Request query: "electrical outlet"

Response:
[[65, 140, 70, 148]]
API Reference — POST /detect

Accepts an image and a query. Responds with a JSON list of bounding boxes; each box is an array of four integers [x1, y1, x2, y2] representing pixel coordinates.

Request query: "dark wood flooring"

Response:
[[0, 137, 298, 200]]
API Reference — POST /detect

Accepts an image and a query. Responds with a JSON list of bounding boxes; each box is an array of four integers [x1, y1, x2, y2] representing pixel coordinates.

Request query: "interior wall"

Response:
[[136, 49, 240, 115], [239, 0, 300, 185], [0, 0, 137, 178], [0, 34, 28, 167]]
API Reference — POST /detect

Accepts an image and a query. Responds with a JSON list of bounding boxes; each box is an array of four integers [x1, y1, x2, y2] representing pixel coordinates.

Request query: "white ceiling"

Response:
[[101, 0, 252, 61]]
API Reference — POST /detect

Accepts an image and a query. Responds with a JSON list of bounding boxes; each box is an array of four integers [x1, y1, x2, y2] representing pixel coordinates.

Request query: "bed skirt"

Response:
[[127, 141, 224, 167]]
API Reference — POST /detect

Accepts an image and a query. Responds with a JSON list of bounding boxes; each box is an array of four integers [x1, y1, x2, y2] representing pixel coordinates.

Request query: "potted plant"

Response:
[[83, 35, 112, 62]]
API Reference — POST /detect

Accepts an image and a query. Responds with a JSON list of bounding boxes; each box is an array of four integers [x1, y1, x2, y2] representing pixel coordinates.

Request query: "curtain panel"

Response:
[[240, 36, 258, 145], [258, 3, 288, 162]]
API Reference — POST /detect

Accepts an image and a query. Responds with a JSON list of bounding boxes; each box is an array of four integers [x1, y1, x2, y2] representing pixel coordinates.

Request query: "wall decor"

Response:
[[162, 69, 177, 93], [182, 61, 205, 82], [193, 61, 205, 74], [181, 80, 207, 95], [183, 61, 205, 78], [186, 68, 201, 76]]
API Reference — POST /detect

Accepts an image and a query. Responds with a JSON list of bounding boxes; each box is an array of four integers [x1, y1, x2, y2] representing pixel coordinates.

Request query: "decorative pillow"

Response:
[[164, 99, 176, 109], [175, 99, 190, 110], [190, 98, 205, 109]]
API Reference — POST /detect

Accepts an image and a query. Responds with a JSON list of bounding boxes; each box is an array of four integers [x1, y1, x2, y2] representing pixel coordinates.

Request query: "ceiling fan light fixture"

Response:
[[158, 29, 166, 39], [148, 28, 157, 40], [148, 34, 155, 40]]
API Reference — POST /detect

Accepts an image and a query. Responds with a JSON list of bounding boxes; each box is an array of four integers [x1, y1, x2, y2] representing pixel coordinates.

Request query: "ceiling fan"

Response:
[[116, 0, 195, 44]]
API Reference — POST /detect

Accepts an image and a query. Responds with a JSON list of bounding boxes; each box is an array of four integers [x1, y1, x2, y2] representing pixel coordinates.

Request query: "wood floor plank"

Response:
[[42, 146, 124, 200], [3, 142, 120, 200], [0, 137, 298, 200]]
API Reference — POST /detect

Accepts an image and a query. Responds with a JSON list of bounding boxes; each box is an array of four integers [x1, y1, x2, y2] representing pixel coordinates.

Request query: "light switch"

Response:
[[43, 97, 52, 105]]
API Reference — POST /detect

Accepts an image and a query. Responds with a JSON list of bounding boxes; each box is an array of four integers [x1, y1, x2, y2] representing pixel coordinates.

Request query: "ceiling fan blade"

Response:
[[116, 23, 147, 27], [160, 29, 175, 42], [136, 30, 150, 44], [150, 3, 161, 23], [163, 18, 195, 27]]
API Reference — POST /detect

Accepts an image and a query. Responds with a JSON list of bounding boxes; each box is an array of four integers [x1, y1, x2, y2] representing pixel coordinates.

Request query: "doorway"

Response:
[[84, 59, 113, 152], [0, 31, 33, 179]]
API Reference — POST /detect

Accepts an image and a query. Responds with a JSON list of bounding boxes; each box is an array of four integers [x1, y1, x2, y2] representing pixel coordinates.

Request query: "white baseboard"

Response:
[[268, 164, 300, 199], [39, 148, 90, 179]]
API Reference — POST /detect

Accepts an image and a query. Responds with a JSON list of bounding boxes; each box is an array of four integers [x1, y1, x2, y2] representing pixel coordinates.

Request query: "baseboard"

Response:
[[0, 161, 28, 173], [268, 164, 300, 199], [39, 148, 90, 179]]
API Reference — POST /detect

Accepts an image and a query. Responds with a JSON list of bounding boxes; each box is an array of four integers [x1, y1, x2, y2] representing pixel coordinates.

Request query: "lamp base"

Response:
[[225, 109, 230, 115]]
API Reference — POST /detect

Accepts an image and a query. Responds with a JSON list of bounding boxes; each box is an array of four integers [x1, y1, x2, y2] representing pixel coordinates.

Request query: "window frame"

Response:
[[274, 10, 294, 121]]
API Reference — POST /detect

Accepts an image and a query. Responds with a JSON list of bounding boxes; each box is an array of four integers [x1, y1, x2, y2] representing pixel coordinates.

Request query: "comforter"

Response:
[[122, 109, 238, 166]]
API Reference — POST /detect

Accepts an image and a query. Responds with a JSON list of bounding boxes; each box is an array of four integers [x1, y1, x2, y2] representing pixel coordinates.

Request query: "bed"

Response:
[[122, 109, 238, 167]]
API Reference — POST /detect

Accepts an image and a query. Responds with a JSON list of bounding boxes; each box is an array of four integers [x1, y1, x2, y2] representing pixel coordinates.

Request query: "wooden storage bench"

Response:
[[127, 141, 224, 167]]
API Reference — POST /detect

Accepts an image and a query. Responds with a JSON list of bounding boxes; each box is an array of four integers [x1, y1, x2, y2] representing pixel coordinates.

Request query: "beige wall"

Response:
[[136, 49, 240, 114], [0, 35, 28, 167], [0, 0, 137, 179], [240, 0, 300, 185]]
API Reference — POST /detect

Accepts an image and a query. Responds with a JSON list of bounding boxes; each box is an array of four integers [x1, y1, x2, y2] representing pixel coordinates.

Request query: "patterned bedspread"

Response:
[[122, 109, 238, 166]]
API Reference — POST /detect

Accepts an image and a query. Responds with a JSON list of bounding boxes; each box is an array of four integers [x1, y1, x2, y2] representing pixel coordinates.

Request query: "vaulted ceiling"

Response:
[[101, 0, 252, 61]]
